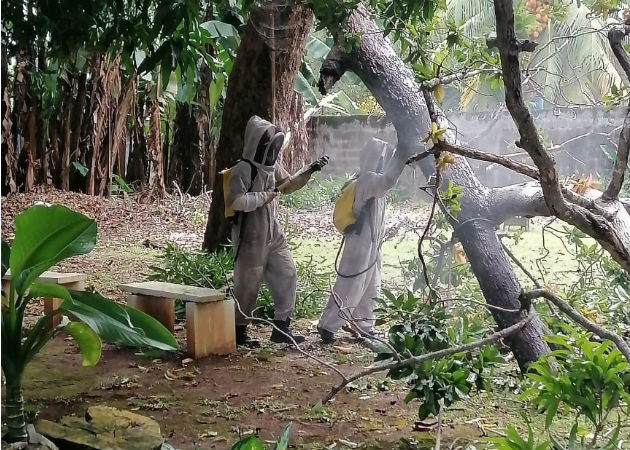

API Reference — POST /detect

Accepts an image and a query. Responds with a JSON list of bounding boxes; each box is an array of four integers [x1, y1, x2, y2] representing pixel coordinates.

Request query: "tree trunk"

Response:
[[3, 378, 27, 443], [147, 98, 165, 198], [318, 6, 550, 370], [2, 47, 16, 195], [169, 104, 203, 194], [202, 1, 313, 251], [127, 98, 149, 186], [67, 71, 88, 191]]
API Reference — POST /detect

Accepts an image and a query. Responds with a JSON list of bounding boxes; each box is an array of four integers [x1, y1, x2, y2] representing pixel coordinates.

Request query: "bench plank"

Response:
[[3, 270, 86, 284], [120, 281, 224, 303]]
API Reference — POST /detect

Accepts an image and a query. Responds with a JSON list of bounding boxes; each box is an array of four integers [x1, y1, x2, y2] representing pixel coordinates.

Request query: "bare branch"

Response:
[[492, 0, 566, 215], [323, 307, 534, 403], [608, 24, 630, 80], [436, 141, 540, 180], [421, 68, 494, 90], [521, 289, 630, 364]]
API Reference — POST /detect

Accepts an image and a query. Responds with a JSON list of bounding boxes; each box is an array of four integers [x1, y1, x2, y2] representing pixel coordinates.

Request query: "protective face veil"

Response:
[[253, 126, 285, 166]]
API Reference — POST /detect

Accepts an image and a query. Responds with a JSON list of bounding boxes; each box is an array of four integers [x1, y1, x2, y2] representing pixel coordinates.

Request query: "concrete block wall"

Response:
[[308, 107, 624, 195]]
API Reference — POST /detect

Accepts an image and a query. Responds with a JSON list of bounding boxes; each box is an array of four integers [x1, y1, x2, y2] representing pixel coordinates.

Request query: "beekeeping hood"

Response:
[[243, 115, 285, 166]]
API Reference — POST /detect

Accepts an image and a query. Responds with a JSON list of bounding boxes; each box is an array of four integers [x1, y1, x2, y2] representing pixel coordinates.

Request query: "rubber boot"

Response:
[[235, 325, 261, 348], [270, 319, 305, 345], [317, 326, 336, 345]]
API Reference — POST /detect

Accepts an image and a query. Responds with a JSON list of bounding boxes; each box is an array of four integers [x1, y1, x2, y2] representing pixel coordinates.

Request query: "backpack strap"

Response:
[[232, 158, 259, 263], [239, 158, 258, 191]]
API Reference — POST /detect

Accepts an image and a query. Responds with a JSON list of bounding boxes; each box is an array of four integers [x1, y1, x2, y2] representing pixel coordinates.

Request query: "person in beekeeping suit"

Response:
[[317, 137, 406, 344], [225, 115, 329, 348]]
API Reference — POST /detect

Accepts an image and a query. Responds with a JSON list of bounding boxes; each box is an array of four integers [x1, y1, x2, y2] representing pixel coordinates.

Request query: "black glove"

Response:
[[310, 155, 330, 172]]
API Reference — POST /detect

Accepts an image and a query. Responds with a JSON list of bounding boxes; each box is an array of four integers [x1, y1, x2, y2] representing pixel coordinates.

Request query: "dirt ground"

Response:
[[1, 187, 501, 449]]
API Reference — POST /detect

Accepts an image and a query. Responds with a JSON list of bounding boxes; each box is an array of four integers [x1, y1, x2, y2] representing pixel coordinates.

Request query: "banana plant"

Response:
[[1, 204, 178, 443]]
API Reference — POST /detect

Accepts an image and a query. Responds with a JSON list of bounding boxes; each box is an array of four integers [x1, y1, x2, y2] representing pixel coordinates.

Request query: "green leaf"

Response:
[[64, 321, 101, 366], [231, 434, 264, 450], [209, 73, 225, 110], [66, 290, 178, 351], [10, 205, 96, 295], [294, 72, 318, 105], [200, 20, 239, 38], [72, 161, 89, 176], [275, 422, 291, 450], [544, 397, 559, 429], [28, 283, 177, 351]]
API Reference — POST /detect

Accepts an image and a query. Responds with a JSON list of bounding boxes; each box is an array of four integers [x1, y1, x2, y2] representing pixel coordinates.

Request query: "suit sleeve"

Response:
[[275, 164, 314, 194], [227, 162, 269, 212]]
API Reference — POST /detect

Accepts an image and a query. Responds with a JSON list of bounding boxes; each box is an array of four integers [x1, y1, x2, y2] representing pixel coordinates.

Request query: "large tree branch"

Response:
[[492, 0, 630, 273], [604, 24, 630, 200], [492, 1, 567, 215], [490, 183, 630, 224]]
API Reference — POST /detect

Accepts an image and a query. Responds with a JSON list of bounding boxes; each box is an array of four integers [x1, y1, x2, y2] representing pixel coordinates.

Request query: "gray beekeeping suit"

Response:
[[318, 138, 406, 340], [226, 115, 328, 346]]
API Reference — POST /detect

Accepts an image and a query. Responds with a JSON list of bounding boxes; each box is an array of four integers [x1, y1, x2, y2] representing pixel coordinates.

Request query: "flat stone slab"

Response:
[[37, 406, 164, 450], [3, 270, 86, 284], [120, 281, 224, 303]]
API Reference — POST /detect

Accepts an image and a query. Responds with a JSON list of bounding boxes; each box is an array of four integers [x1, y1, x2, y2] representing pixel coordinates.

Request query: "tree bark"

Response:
[[319, 5, 550, 370], [2, 46, 16, 195], [170, 104, 203, 194], [147, 98, 165, 198], [493, 0, 630, 273], [202, 1, 313, 251]]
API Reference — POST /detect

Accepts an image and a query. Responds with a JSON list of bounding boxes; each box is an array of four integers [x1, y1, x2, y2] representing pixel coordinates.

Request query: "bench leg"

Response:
[[43, 281, 85, 329], [186, 299, 236, 358], [127, 294, 175, 333]]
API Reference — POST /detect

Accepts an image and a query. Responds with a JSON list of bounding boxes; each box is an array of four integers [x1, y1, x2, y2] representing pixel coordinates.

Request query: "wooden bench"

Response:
[[120, 281, 236, 358], [2, 270, 86, 328]]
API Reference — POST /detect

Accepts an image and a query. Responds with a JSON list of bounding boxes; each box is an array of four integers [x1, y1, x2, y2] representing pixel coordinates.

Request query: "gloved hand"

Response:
[[310, 155, 330, 172], [262, 191, 279, 205]]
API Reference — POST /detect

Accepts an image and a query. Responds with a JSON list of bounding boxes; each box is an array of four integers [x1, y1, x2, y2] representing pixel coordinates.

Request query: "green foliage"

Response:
[[148, 243, 233, 289], [488, 325, 630, 450], [487, 422, 550, 450], [374, 290, 503, 420], [147, 239, 326, 321], [439, 180, 463, 218], [279, 176, 343, 210], [545, 226, 630, 339], [525, 327, 630, 431], [147, 243, 233, 319], [1, 205, 177, 443], [232, 423, 292, 450]]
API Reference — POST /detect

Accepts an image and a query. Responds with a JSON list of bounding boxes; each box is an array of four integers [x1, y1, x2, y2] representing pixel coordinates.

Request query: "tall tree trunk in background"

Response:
[[2, 48, 16, 194], [170, 104, 202, 193], [318, 6, 550, 370], [87, 55, 119, 195], [202, 1, 313, 252], [147, 98, 165, 197], [12, 52, 32, 192], [66, 72, 88, 191], [169, 2, 214, 195], [127, 97, 149, 186]]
